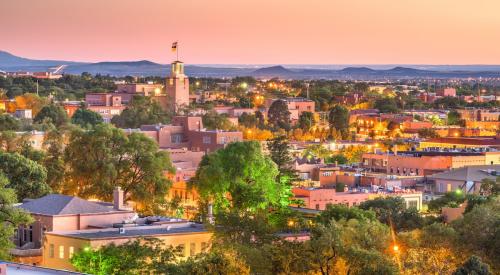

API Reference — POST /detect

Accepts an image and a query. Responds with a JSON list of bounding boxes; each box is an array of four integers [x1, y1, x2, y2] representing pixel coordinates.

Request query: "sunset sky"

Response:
[[1, 0, 499, 65]]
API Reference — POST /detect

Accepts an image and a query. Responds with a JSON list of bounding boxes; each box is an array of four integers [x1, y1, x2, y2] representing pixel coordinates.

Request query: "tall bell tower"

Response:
[[166, 61, 189, 113]]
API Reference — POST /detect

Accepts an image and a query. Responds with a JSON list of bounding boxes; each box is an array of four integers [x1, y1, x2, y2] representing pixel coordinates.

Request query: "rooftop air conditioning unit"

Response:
[[119, 228, 125, 234]]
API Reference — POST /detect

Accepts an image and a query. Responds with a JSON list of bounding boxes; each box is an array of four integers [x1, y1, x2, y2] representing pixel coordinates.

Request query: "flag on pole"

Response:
[[171, 42, 178, 52]]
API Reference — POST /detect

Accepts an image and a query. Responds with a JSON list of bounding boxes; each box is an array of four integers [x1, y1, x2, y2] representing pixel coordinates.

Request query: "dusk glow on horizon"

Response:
[[1, 0, 500, 64]]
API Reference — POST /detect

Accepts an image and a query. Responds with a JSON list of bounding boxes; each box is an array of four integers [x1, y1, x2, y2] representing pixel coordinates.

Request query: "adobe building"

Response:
[[362, 151, 500, 176], [116, 83, 163, 96], [128, 116, 243, 153], [435, 87, 457, 97], [291, 187, 423, 211]]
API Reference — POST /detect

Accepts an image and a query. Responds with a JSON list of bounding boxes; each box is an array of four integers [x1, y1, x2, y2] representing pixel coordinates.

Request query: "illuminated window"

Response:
[[203, 136, 211, 144], [69, 246, 74, 258], [49, 244, 54, 258], [59, 245, 64, 259]]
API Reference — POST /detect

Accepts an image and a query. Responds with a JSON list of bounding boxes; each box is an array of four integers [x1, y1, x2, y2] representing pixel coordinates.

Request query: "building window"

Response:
[[315, 204, 320, 210], [447, 183, 452, 192], [408, 200, 418, 209], [220, 136, 227, 144], [190, 243, 196, 256], [322, 171, 333, 177], [49, 244, 54, 258], [203, 136, 211, 144], [178, 244, 186, 256], [28, 226, 33, 242], [69, 246, 74, 258], [171, 134, 183, 144], [59, 245, 64, 259]]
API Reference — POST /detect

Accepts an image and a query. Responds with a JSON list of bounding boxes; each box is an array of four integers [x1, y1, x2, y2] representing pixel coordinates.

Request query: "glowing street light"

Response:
[[240, 82, 248, 89], [392, 244, 399, 253]]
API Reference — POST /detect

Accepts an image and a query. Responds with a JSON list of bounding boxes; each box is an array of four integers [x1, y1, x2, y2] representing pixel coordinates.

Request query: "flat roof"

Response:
[[0, 262, 82, 274], [48, 224, 208, 240]]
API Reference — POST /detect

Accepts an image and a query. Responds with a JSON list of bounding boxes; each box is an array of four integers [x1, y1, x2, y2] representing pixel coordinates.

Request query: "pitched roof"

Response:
[[429, 165, 500, 182], [19, 194, 116, 215]]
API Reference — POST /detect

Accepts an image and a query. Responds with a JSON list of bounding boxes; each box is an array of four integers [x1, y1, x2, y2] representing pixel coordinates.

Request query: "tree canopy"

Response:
[[0, 173, 33, 260], [0, 151, 50, 200], [63, 124, 174, 214], [34, 104, 69, 127], [71, 108, 103, 128], [267, 100, 291, 131], [111, 95, 170, 128], [192, 141, 289, 212], [328, 105, 349, 139]]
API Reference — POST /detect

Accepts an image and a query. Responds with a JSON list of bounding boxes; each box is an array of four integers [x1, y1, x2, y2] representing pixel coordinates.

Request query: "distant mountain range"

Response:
[[2, 50, 500, 79]]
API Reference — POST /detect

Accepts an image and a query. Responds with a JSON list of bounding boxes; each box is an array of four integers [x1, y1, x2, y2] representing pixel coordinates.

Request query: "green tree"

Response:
[[374, 97, 401, 113], [309, 219, 397, 275], [64, 124, 174, 214], [192, 141, 289, 213], [316, 204, 376, 225], [255, 110, 265, 129], [268, 100, 291, 131], [359, 197, 424, 231], [238, 112, 257, 128], [303, 144, 331, 159], [297, 111, 314, 131], [428, 191, 466, 212], [453, 255, 491, 275], [447, 110, 463, 126], [328, 105, 349, 139], [0, 114, 20, 131], [111, 96, 170, 128], [34, 104, 69, 127], [71, 238, 180, 275], [177, 248, 251, 275], [202, 111, 234, 131], [42, 128, 66, 192], [71, 108, 103, 128], [326, 154, 348, 165], [267, 135, 296, 183], [0, 173, 33, 260], [452, 197, 500, 267], [0, 152, 50, 200]]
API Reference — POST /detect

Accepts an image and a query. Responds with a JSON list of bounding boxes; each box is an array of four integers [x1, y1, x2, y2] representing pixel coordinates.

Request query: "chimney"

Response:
[[113, 187, 124, 210]]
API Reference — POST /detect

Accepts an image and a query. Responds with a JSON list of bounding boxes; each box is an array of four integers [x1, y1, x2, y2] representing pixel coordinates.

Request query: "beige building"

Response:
[[42, 222, 212, 271], [429, 165, 500, 194]]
